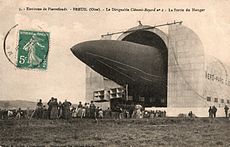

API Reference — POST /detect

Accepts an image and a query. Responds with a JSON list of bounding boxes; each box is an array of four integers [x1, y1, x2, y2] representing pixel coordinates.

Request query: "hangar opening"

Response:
[[120, 30, 168, 107]]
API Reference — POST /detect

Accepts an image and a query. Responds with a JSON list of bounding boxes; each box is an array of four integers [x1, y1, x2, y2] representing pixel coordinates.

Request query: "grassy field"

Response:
[[0, 118, 229, 146]]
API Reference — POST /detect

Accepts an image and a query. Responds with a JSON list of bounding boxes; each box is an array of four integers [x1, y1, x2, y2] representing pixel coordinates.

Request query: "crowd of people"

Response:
[[31, 98, 107, 120], [0, 108, 29, 119], [208, 105, 229, 118], [32, 99, 163, 120], [32, 97, 73, 120], [0, 99, 229, 120], [0, 99, 167, 120], [208, 105, 218, 118]]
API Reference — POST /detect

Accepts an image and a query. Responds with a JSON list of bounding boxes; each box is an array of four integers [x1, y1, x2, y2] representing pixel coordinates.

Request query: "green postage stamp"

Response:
[[17, 30, 50, 69]]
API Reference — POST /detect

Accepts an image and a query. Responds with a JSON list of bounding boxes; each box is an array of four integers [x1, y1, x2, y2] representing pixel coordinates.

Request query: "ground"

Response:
[[0, 118, 229, 146]]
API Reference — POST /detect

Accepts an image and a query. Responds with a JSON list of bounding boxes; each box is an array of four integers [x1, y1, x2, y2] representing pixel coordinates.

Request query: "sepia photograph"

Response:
[[0, 0, 230, 146]]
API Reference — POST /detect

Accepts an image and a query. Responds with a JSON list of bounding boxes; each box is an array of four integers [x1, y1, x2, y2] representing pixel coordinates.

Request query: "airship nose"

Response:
[[71, 42, 88, 60], [71, 40, 110, 62], [72, 40, 107, 61]]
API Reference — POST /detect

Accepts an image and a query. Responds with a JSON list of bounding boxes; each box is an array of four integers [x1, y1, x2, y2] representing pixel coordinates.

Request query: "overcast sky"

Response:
[[0, 0, 230, 103]]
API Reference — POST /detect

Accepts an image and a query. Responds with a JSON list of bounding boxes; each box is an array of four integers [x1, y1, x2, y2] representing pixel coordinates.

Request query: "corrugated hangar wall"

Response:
[[167, 24, 205, 107], [204, 56, 230, 107], [85, 23, 230, 115]]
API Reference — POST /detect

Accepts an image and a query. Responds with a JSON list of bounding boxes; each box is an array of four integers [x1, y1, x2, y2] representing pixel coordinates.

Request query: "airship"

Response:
[[71, 30, 168, 107]]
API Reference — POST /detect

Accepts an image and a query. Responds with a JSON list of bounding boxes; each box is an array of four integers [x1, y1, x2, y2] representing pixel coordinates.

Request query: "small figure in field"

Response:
[[208, 106, 213, 118], [212, 106, 217, 118], [224, 105, 229, 118], [188, 111, 193, 118]]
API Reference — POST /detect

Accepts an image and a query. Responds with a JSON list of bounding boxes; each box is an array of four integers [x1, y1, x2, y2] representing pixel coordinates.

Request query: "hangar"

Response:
[[71, 22, 230, 117]]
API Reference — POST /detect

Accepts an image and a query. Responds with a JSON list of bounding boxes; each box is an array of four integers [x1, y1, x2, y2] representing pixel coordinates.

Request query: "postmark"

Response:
[[3, 25, 50, 70]]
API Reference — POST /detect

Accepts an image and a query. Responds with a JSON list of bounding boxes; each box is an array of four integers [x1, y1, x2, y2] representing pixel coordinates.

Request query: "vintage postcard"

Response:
[[0, 0, 230, 146]]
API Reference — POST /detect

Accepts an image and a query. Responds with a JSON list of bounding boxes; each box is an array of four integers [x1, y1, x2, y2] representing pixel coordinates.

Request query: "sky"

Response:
[[0, 0, 230, 103]]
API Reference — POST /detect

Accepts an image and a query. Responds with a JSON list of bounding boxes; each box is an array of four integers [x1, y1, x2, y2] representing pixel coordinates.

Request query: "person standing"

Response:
[[129, 103, 135, 118], [212, 106, 217, 118], [58, 101, 63, 119], [63, 99, 72, 120], [47, 97, 54, 119], [36, 99, 43, 119], [224, 105, 229, 118], [89, 101, 96, 119], [98, 109, 103, 119], [135, 103, 143, 119], [15, 108, 22, 119], [77, 102, 83, 118], [81, 106, 86, 119], [105, 107, 111, 118], [95, 107, 99, 118], [22, 34, 45, 67], [50, 98, 59, 119], [188, 111, 193, 118], [208, 106, 213, 118], [85, 103, 90, 118], [42, 105, 48, 119]]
